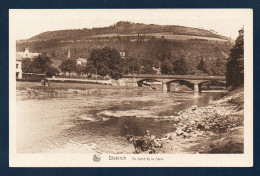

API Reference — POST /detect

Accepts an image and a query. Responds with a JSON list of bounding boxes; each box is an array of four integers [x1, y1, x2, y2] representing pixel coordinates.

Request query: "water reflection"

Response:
[[16, 91, 224, 153]]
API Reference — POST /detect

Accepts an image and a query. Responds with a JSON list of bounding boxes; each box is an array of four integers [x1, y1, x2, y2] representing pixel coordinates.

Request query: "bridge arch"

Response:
[[137, 78, 163, 87], [165, 80, 194, 92], [198, 80, 226, 91]]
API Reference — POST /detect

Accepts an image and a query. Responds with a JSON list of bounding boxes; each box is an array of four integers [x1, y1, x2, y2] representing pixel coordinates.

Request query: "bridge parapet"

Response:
[[122, 74, 226, 80], [121, 74, 226, 92]]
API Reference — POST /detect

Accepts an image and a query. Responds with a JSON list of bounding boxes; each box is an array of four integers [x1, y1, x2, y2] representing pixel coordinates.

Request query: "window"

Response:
[[16, 63, 19, 69]]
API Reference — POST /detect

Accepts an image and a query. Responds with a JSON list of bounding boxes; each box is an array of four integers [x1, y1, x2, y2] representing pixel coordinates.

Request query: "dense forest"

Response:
[[17, 21, 233, 76]]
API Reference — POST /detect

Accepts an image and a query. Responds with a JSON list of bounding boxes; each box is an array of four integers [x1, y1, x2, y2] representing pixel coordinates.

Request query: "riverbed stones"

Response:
[[170, 91, 244, 139]]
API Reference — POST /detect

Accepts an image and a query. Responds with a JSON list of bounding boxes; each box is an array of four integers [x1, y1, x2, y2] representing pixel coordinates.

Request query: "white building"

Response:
[[16, 48, 41, 79], [16, 53, 22, 79], [76, 58, 87, 66], [119, 52, 126, 58], [152, 66, 161, 74], [17, 47, 40, 59]]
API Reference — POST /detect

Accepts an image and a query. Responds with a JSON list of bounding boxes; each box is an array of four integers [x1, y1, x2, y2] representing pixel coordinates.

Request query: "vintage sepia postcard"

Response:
[[9, 9, 253, 167]]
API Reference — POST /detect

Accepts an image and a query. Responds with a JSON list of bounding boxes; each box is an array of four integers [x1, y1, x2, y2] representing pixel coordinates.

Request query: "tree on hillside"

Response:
[[126, 57, 141, 74], [147, 39, 172, 62], [161, 61, 173, 74], [194, 70, 208, 76], [141, 57, 154, 68], [59, 59, 76, 76], [32, 53, 53, 73], [75, 65, 86, 76], [173, 58, 188, 75], [97, 62, 109, 76], [46, 66, 60, 77], [212, 57, 226, 76], [140, 65, 157, 74], [85, 61, 96, 77], [22, 58, 34, 73], [226, 28, 244, 88], [197, 57, 207, 73], [215, 57, 222, 67], [89, 47, 124, 79]]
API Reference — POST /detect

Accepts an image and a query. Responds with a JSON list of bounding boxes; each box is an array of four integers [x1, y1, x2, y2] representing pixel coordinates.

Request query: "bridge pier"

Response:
[[194, 84, 199, 92], [162, 83, 170, 92]]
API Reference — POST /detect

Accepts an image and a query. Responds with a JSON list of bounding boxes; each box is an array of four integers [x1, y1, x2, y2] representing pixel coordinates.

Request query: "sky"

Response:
[[10, 9, 250, 40]]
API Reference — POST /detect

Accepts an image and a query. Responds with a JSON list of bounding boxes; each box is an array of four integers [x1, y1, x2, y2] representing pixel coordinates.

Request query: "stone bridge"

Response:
[[121, 74, 226, 92]]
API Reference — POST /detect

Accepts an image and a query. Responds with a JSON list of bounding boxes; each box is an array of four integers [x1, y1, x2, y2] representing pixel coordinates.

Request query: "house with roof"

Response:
[[16, 53, 22, 79], [119, 51, 126, 58], [16, 48, 41, 79], [17, 47, 40, 59], [76, 58, 87, 66]]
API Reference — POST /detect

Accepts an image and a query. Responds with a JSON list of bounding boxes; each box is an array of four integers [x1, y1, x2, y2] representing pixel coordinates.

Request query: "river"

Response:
[[16, 90, 224, 154]]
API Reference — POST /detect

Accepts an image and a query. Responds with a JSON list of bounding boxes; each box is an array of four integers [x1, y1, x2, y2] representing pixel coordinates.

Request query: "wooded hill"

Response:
[[16, 21, 233, 76]]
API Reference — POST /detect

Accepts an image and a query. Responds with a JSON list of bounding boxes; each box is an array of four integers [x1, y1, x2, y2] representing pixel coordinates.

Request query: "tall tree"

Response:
[[173, 58, 188, 75], [21, 54, 59, 77], [125, 57, 141, 74], [75, 65, 86, 76], [161, 61, 173, 74], [59, 59, 76, 75], [212, 57, 226, 76], [89, 47, 124, 79], [85, 61, 96, 77], [197, 57, 207, 73], [22, 58, 33, 73], [31, 53, 52, 73], [226, 28, 244, 88], [46, 66, 59, 77]]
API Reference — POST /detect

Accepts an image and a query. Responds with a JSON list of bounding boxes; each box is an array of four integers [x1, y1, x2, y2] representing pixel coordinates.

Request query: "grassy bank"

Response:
[[17, 81, 113, 90], [16, 81, 148, 96]]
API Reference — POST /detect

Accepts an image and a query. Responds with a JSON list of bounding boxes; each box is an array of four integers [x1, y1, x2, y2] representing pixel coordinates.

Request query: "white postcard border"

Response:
[[9, 9, 253, 167]]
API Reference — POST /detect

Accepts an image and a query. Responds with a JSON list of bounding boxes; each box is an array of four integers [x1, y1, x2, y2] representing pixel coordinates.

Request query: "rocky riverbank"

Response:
[[152, 87, 244, 154]]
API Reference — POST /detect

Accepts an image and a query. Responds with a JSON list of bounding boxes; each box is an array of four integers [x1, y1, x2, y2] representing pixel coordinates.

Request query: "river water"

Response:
[[16, 90, 224, 154]]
